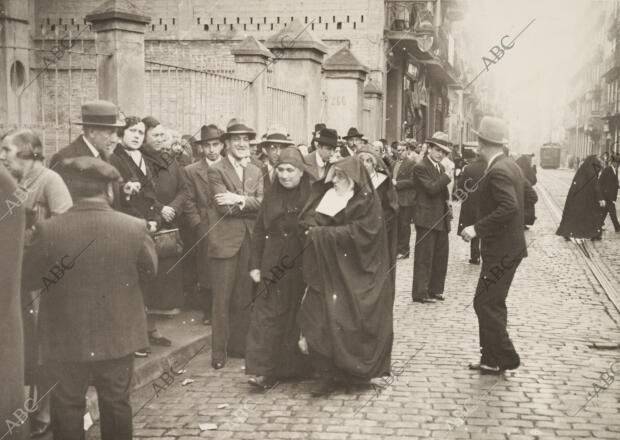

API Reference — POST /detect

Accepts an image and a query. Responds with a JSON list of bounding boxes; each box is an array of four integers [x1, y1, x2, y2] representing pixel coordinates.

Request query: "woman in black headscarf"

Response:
[[246, 147, 314, 389], [556, 154, 605, 240], [356, 145, 399, 297], [298, 156, 394, 396]]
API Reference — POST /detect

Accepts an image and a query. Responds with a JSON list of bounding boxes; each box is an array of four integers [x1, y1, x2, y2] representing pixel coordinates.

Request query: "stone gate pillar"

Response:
[[232, 36, 273, 136], [265, 19, 326, 143], [364, 79, 383, 142], [323, 46, 368, 138], [86, 0, 150, 116], [0, 0, 32, 125]]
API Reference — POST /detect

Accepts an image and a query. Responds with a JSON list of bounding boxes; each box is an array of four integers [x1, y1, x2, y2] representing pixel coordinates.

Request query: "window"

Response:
[[337, 22, 342, 29]]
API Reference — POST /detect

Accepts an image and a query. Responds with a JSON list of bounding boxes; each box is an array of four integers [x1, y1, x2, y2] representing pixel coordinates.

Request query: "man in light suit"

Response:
[[22, 157, 157, 440], [184, 124, 224, 325], [303, 128, 338, 180], [461, 116, 526, 374], [411, 132, 453, 303], [207, 119, 263, 369]]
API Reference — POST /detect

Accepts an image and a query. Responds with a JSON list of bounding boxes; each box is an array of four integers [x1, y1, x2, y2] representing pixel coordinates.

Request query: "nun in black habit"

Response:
[[556, 154, 605, 240], [298, 156, 394, 396], [246, 147, 314, 389]]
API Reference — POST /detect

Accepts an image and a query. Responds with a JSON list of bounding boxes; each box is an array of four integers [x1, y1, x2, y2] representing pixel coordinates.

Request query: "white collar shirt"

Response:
[[83, 135, 100, 158]]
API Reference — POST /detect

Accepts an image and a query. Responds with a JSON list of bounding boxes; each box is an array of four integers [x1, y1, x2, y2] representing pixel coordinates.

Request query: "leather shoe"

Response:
[[248, 376, 277, 390], [149, 335, 172, 347], [412, 298, 437, 304], [430, 294, 445, 301], [468, 362, 501, 374], [469, 258, 480, 265], [212, 360, 225, 369], [396, 252, 410, 259]]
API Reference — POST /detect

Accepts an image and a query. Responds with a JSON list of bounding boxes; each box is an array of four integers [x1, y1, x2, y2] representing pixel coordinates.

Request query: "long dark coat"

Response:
[[556, 155, 605, 239], [0, 165, 27, 440], [141, 147, 189, 309], [600, 166, 619, 202], [298, 157, 393, 379], [457, 156, 486, 234], [22, 198, 157, 361], [245, 173, 314, 378]]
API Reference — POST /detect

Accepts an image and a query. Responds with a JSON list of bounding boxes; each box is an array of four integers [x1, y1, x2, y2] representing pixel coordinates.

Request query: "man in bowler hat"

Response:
[[303, 128, 339, 180], [461, 116, 525, 374], [22, 157, 157, 439]]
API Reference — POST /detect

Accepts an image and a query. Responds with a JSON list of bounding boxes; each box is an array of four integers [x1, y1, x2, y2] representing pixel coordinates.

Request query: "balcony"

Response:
[[385, 1, 436, 33], [602, 50, 620, 79]]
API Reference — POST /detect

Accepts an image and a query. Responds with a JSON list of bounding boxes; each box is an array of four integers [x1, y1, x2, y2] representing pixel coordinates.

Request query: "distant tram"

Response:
[[539, 143, 562, 169]]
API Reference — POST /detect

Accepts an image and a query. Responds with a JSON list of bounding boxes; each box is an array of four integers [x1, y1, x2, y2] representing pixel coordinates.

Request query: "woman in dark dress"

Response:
[[556, 154, 605, 240], [141, 117, 188, 315], [246, 147, 314, 389], [110, 116, 172, 352], [356, 145, 399, 297], [298, 156, 394, 396]]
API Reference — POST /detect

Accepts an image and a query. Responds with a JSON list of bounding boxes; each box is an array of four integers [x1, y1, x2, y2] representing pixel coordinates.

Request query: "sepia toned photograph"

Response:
[[1, 0, 619, 439]]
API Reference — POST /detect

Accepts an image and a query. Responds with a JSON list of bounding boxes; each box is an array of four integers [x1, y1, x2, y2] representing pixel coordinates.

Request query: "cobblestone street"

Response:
[[83, 169, 620, 440]]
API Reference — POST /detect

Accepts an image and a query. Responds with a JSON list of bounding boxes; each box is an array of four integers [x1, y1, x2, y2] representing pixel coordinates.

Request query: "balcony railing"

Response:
[[385, 1, 436, 33], [603, 50, 620, 78]]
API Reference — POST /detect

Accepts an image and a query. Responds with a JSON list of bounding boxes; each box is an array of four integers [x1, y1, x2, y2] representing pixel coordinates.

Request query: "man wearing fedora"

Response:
[[184, 124, 224, 325], [207, 119, 263, 369], [22, 157, 157, 440], [259, 126, 295, 194], [341, 127, 364, 158], [392, 141, 418, 259], [411, 131, 453, 304], [50, 100, 124, 171], [303, 128, 339, 180], [461, 116, 525, 374], [309, 122, 327, 153]]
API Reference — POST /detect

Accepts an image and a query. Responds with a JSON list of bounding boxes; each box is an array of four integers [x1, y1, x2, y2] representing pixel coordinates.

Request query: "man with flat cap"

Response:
[[22, 157, 157, 440], [50, 100, 124, 169], [184, 124, 225, 325], [341, 127, 364, 158], [411, 131, 453, 304], [461, 116, 525, 374], [207, 118, 263, 369]]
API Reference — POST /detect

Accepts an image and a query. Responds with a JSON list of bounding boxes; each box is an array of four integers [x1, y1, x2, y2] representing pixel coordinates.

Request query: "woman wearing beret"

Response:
[[246, 147, 314, 389], [298, 156, 394, 396]]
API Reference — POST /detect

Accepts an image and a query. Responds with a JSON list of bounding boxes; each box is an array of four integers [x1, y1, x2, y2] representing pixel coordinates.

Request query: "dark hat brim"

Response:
[[426, 140, 452, 154], [314, 136, 338, 148], [74, 120, 125, 128], [221, 131, 257, 141]]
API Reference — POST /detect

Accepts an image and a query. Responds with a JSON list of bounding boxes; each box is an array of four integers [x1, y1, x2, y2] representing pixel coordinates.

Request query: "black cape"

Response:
[[556, 155, 604, 239], [246, 172, 313, 377], [298, 157, 393, 379]]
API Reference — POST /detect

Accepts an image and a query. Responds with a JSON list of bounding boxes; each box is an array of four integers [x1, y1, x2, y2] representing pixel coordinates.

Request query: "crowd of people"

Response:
[[1, 100, 537, 440]]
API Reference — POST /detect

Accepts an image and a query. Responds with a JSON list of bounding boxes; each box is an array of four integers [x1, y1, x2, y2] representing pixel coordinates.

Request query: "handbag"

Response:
[[153, 228, 183, 258]]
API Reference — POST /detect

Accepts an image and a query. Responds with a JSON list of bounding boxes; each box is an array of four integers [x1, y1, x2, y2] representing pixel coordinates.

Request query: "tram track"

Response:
[[537, 177, 620, 319]]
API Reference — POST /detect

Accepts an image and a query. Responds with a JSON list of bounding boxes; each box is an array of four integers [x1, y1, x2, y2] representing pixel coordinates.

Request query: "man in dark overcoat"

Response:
[[22, 157, 157, 440], [0, 163, 27, 440], [184, 124, 224, 325], [392, 141, 417, 258], [457, 144, 486, 264], [303, 128, 338, 180], [207, 119, 263, 369], [461, 116, 526, 374], [50, 100, 124, 170], [411, 132, 453, 303], [599, 154, 620, 232]]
